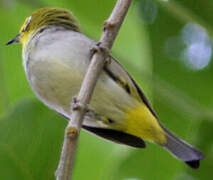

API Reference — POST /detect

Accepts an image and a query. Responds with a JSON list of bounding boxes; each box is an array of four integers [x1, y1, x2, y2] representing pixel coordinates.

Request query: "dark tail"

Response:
[[162, 126, 204, 169]]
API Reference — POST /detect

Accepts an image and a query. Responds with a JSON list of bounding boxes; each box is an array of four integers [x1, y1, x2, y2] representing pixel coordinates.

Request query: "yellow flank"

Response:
[[125, 104, 166, 145]]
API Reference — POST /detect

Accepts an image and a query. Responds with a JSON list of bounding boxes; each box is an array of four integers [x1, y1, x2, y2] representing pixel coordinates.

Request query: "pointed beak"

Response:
[[6, 34, 21, 46]]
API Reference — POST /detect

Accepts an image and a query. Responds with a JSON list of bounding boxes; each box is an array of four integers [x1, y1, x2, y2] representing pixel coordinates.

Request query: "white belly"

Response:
[[27, 57, 136, 128], [23, 30, 137, 128]]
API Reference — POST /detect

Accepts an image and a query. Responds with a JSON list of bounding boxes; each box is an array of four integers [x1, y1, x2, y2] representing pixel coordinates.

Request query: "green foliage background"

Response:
[[0, 0, 212, 179]]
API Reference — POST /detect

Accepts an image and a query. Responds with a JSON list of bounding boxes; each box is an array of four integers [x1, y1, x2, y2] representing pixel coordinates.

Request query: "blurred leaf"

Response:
[[0, 4, 36, 107], [189, 120, 213, 180], [0, 99, 66, 179], [110, 144, 182, 180], [0, 98, 137, 180], [0, 53, 9, 114]]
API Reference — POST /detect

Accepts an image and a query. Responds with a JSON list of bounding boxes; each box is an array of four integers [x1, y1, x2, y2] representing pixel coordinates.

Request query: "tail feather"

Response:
[[162, 126, 204, 169]]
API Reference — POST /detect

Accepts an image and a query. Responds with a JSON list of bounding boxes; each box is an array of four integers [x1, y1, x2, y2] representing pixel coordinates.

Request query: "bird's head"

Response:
[[6, 7, 80, 46]]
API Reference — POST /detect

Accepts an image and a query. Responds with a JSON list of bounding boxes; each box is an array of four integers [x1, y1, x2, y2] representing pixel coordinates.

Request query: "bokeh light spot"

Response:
[[181, 23, 212, 70], [164, 23, 212, 70], [182, 42, 212, 70]]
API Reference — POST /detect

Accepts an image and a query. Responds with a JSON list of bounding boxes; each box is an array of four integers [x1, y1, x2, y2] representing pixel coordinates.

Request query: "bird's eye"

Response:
[[22, 16, 32, 32]]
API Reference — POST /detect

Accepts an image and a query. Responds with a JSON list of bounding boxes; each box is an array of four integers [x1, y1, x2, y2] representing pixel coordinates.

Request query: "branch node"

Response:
[[103, 20, 116, 31], [66, 127, 79, 139]]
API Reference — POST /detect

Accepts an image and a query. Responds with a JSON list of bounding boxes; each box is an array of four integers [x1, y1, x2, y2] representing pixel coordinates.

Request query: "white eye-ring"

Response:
[[23, 16, 32, 32]]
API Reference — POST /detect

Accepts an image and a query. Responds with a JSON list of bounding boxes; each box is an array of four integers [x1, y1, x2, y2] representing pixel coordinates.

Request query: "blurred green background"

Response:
[[0, 0, 212, 179]]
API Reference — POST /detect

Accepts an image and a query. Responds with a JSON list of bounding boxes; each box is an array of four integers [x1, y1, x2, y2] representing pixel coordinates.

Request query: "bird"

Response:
[[7, 7, 204, 169]]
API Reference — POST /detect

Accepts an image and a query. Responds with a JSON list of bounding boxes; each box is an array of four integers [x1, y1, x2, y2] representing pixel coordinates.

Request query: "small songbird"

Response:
[[7, 7, 204, 169]]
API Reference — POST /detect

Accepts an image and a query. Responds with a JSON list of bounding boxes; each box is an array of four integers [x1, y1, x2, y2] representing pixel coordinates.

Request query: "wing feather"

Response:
[[104, 57, 158, 119]]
